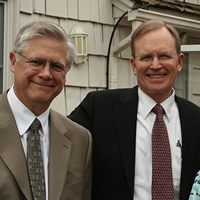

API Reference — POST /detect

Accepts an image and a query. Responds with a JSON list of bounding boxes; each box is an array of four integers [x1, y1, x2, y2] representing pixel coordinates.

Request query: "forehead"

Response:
[[25, 37, 68, 61], [136, 27, 174, 42], [135, 27, 176, 54]]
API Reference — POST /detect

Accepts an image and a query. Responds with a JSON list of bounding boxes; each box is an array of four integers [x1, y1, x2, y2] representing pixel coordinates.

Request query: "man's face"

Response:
[[130, 27, 184, 103], [10, 37, 68, 115]]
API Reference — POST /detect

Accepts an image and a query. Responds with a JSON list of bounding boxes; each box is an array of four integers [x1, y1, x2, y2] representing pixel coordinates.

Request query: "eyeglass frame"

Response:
[[15, 52, 70, 74], [134, 51, 178, 66]]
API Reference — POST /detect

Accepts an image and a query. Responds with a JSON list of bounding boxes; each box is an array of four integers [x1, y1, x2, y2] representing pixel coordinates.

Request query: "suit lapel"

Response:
[[0, 91, 32, 200], [113, 90, 199, 198], [113, 86, 138, 196], [48, 110, 72, 200]]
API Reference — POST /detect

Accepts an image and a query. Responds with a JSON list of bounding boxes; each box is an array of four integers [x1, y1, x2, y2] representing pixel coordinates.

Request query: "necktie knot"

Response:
[[30, 118, 41, 132], [152, 104, 165, 115]]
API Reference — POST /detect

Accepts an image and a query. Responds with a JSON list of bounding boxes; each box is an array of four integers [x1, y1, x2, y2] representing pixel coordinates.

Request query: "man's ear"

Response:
[[130, 57, 137, 76], [10, 51, 17, 73], [177, 53, 184, 73]]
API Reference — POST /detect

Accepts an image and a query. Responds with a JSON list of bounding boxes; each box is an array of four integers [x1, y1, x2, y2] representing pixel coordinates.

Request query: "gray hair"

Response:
[[13, 21, 76, 66]]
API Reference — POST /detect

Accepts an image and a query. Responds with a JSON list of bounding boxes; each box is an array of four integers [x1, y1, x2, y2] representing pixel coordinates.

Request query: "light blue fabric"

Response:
[[189, 171, 200, 199]]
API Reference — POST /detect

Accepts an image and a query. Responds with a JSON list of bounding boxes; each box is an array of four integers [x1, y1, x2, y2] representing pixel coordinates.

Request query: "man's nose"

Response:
[[150, 56, 162, 69], [38, 62, 53, 78]]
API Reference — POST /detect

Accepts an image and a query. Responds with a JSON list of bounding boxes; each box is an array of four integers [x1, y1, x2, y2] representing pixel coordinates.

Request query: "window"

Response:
[[175, 46, 200, 107]]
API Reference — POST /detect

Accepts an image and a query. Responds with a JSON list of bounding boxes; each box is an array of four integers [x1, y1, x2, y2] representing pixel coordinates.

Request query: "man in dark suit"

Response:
[[68, 20, 200, 199], [0, 21, 92, 200]]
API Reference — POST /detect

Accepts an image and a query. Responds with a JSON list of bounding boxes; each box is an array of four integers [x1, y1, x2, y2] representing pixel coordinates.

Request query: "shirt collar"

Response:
[[138, 87, 176, 122], [161, 89, 176, 122], [7, 85, 50, 137]]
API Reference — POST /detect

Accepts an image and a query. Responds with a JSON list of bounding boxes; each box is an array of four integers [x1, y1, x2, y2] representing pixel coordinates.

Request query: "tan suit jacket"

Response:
[[0, 90, 92, 200]]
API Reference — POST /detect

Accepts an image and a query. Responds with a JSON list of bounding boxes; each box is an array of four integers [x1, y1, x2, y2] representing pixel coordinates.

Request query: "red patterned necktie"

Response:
[[152, 104, 174, 199], [27, 118, 46, 200]]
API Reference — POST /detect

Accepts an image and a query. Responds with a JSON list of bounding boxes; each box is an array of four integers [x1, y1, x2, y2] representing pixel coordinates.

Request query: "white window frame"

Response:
[[181, 45, 200, 52]]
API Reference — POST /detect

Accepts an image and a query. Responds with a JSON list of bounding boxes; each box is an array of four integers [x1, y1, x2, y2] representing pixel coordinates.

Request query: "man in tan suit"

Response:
[[0, 21, 92, 200]]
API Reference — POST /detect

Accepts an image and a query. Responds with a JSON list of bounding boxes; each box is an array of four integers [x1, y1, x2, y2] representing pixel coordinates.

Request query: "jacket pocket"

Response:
[[63, 179, 84, 195]]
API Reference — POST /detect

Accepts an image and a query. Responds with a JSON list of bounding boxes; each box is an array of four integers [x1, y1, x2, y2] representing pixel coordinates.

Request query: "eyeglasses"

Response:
[[16, 52, 69, 74], [135, 52, 178, 66]]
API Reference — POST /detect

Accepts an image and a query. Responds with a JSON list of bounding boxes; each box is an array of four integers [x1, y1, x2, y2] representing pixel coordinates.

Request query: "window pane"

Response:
[[83, 37, 86, 55], [77, 36, 82, 54]]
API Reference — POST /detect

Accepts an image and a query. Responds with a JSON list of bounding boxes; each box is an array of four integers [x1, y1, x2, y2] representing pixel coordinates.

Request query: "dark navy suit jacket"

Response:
[[68, 85, 200, 200]]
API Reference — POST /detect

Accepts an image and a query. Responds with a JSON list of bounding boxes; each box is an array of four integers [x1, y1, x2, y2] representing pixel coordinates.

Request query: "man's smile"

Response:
[[148, 74, 166, 78]]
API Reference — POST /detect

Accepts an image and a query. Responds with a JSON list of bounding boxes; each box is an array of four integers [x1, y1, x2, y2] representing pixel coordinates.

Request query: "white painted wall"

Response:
[[5, 0, 200, 116]]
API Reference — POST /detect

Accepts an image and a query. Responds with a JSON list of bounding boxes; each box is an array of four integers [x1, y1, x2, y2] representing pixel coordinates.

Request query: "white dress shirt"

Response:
[[7, 85, 50, 200], [134, 87, 182, 200]]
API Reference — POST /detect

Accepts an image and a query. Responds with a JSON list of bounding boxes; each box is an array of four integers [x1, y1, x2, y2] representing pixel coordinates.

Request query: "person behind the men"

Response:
[[68, 20, 200, 200], [0, 21, 92, 200]]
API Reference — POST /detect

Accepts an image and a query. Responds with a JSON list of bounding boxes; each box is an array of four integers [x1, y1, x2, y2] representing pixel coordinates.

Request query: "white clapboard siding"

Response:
[[85, 22, 95, 54], [112, 0, 133, 13], [66, 60, 89, 87], [113, 6, 124, 18], [65, 86, 96, 115], [79, 0, 91, 20], [19, 13, 40, 28], [86, 22, 103, 55], [91, 0, 100, 22], [119, 26, 132, 59], [121, 46, 132, 59], [46, 0, 67, 18], [117, 58, 132, 88], [60, 19, 70, 34], [65, 86, 81, 115], [88, 55, 107, 88], [33, 0, 45, 14], [93, 23, 104, 54], [78, 0, 113, 23], [99, 0, 113, 24], [38, 15, 59, 24], [113, 27, 121, 58], [20, 0, 32, 14], [68, 0, 78, 19], [102, 25, 114, 56], [51, 88, 66, 116]]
